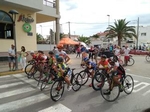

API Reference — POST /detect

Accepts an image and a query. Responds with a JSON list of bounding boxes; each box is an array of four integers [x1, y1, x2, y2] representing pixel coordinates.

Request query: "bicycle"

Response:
[[40, 68, 57, 91], [127, 55, 135, 66], [145, 52, 150, 62], [100, 73, 134, 102], [50, 68, 82, 102]]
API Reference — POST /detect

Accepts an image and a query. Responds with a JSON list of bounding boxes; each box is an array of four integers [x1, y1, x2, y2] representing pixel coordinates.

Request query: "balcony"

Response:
[[43, 0, 56, 8]]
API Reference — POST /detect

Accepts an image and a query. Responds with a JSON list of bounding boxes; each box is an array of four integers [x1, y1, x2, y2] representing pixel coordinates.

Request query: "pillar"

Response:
[[55, 0, 60, 44]]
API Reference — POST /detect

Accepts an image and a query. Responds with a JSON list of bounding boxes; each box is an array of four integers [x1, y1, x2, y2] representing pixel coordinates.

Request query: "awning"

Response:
[[58, 37, 79, 45]]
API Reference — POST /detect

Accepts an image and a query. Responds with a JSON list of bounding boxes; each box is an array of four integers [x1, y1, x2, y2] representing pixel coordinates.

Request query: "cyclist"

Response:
[[83, 57, 97, 87], [97, 55, 110, 87], [57, 45, 70, 63], [57, 57, 72, 91], [104, 57, 125, 95]]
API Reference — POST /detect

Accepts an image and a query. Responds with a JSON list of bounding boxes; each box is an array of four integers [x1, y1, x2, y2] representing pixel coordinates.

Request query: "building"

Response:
[[0, 0, 60, 54], [136, 26, 150, 45]]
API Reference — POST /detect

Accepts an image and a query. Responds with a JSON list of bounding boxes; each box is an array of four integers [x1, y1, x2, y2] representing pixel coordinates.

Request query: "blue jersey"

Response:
[[87, 61, 97, 70]]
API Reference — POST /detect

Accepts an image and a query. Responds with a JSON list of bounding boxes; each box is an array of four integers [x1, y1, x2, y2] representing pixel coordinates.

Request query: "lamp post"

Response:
[[107, 14, 110, 26], [136, 17, 139, 50], [9, 9, 19, 70], [40, 25, 42, 36]]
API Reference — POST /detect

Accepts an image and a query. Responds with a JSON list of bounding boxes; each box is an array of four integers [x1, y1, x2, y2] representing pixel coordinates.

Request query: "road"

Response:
[[0, 54, 150, 112]]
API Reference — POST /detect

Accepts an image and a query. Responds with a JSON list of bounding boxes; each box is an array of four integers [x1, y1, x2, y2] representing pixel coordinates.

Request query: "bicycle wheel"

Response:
[[79, 71, 89, 86], [50, 80, 64, 102], [123, 75, 134, 94], [72, 73, 82, 91], [25, 64, 36, 78], [92, 73, 105, 91], [146, 55, 150, 62], [100, 80, 120, 102], [127, 58, 135, 66], [40, 75, 51, 91], [119, 60, 124, 66], [33, 71, 46, 82]]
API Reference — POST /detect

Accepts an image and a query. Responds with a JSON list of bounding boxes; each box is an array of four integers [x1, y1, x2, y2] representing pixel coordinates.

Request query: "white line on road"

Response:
[[133, 82, 150, 93], [142, 90, 150, 96], [39, 103, 72, 112], [0, 87, 35, 99], [127, 73, 150, 80], [0, 94, 49, 112]]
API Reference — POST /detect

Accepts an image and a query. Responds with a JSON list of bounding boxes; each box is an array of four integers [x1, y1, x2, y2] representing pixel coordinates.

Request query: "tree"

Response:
[[36, 33, 44, 43], [105, 19, 137, 46], [91, 34, 99, 39], [78, 35, 91, 45]]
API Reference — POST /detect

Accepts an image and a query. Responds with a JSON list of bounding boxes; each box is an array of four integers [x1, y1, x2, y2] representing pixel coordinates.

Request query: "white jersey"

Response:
[[124, 48, 130, 56], [58, 50, 67, 58], [114, 48, 120, 56]]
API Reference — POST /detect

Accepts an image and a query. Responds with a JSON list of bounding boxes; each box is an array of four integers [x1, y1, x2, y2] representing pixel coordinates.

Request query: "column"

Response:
[[55, 0, 60, 44]]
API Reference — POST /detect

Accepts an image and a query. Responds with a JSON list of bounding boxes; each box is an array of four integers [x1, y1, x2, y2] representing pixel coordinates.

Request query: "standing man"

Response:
[[8, 44, 16, 71], [123, 45, 130, 66]]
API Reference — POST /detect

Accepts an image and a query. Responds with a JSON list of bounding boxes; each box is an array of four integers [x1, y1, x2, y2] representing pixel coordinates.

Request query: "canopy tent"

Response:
[[58, 37, 79, 45]]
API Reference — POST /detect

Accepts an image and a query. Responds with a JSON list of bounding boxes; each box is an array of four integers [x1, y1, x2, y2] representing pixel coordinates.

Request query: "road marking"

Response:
[[39, 103, 72, 112], [0, 93, 49, 112], [0, 81, 24, 89], [127, 73, 150, 80], [142, 90, 150, 96], [134, 80, 139, 83], [133, 82, 150, 93], [0, 75, 12, 79], [0, 87, 35, 99]]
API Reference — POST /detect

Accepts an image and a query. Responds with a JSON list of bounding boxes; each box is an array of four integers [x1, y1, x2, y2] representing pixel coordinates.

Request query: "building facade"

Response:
[[0, 0, 60, 54]]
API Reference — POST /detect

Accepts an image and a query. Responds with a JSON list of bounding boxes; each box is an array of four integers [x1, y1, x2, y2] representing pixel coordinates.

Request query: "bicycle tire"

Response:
[[72, 73, 82, 91], [127, 57, 135, 66], [100, 80, 120, 102], [92, 72, 104, 91], [33, 71, 46, 82], [123, 75, 134, 94], [50, 80, 64, 102], [78, 70, 89, 86], [146, 55, 150, 62], [25, 64, 36, 78], [40, 75, 51, 91]]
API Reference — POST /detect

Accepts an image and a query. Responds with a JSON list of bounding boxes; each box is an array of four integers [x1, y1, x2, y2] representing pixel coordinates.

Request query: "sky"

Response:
[[36, 0, 150, 37]]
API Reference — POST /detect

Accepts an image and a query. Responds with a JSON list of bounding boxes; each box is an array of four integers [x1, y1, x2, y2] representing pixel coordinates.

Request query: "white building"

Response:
[[137, 26, 150, 45]]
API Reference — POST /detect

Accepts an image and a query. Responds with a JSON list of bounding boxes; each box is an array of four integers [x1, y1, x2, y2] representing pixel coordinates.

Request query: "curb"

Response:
[[0, 71, 24, 76]]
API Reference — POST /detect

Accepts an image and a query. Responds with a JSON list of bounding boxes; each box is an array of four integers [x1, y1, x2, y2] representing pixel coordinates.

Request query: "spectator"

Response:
[[76, 46, 81, 58], [89, 46, 94, 61], [19, 46, 28, 71], [123, 45, 130, 66], [8, 44, 16, 71], [53, 46, 59, 59]]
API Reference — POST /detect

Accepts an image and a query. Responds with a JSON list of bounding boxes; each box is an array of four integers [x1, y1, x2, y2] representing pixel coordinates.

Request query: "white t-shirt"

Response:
[[8, 48, 15, 57], [124, 48, 130, 56], [114, 48, 120, 56], [58, 50, 67, 58]]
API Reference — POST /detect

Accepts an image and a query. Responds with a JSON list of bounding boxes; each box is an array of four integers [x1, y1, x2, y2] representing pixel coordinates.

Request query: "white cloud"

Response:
[[37, 0, 150, 36]]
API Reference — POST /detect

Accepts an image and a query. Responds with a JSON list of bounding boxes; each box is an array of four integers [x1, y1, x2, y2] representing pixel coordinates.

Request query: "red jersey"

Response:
[[99, 60, 109, 68]]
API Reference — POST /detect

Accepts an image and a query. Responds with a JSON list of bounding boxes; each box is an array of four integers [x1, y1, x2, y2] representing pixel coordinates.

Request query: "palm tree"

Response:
[[105, 19, 137, 47], [78, 36, 91, 45]]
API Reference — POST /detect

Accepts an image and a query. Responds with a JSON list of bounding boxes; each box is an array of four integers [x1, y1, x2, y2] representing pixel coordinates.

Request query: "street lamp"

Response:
[[107, 14, 110, 26], [9, 9, 19, 70]]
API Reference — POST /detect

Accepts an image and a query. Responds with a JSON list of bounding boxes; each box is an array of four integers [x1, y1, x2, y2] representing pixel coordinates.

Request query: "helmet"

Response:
[[49, 51, 54, 55], [30, 51, 34, 54], [83, 57, 89, 62], [101, 55, 107, 59], [57, 57, 64, 63], [57, 44, 63, 49]]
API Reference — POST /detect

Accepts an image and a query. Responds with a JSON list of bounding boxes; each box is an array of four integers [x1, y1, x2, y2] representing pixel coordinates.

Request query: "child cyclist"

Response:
[[57, 57, 72, 91], [104, 56, 126, 95], [83, 57, 97, 87]]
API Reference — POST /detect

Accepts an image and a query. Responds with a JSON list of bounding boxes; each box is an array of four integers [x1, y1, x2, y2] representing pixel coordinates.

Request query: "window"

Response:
[[141, 33, 146, 36], [0, 10, 13, 39]]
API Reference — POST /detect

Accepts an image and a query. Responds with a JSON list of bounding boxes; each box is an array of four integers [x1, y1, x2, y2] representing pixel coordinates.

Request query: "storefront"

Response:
[[0, 7, 37, 52]]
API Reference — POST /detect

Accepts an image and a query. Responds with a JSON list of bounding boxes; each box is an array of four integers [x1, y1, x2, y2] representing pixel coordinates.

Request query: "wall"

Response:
[[0, 6, 37, 52], [37, 44, 55, 51]]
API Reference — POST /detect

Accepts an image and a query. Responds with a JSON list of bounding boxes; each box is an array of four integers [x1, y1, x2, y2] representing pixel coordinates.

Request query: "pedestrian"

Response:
[[53, 46, 59, 59], [19, 46, 28, 71], [76, 46, 81, 58], [8, 44, 16, 71]]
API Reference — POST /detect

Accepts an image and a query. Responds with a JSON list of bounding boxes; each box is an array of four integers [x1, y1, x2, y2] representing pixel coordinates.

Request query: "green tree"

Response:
[[105, 19, 137, 46], [78, 35, 91, 45], [36, 33, 43, 42], [91, 34, 99, 39]]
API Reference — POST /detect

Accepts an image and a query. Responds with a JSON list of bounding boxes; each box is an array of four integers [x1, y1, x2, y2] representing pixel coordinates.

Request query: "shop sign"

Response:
[[17, 14, 34, 23]]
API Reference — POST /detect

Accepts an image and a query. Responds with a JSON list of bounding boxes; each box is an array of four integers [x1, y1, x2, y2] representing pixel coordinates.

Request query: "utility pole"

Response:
[[68, 21, 71, 38], [107, 15, 110, 26], [136, 17, 139, 50]]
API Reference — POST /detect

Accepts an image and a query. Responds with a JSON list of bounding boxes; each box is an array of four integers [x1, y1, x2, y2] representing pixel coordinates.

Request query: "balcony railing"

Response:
[[43, 0, 56, 8]]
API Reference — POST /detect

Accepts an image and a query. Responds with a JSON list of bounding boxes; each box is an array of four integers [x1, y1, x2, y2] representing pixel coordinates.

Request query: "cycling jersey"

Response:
[[87, 61, 97, 70], [99, 60, 109, 68], [48, 57, 56, 66], [57, 63, 68, 77]]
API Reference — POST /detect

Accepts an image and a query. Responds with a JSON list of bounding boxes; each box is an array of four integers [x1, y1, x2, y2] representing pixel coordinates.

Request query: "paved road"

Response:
[[0, 72, 150, 112]]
